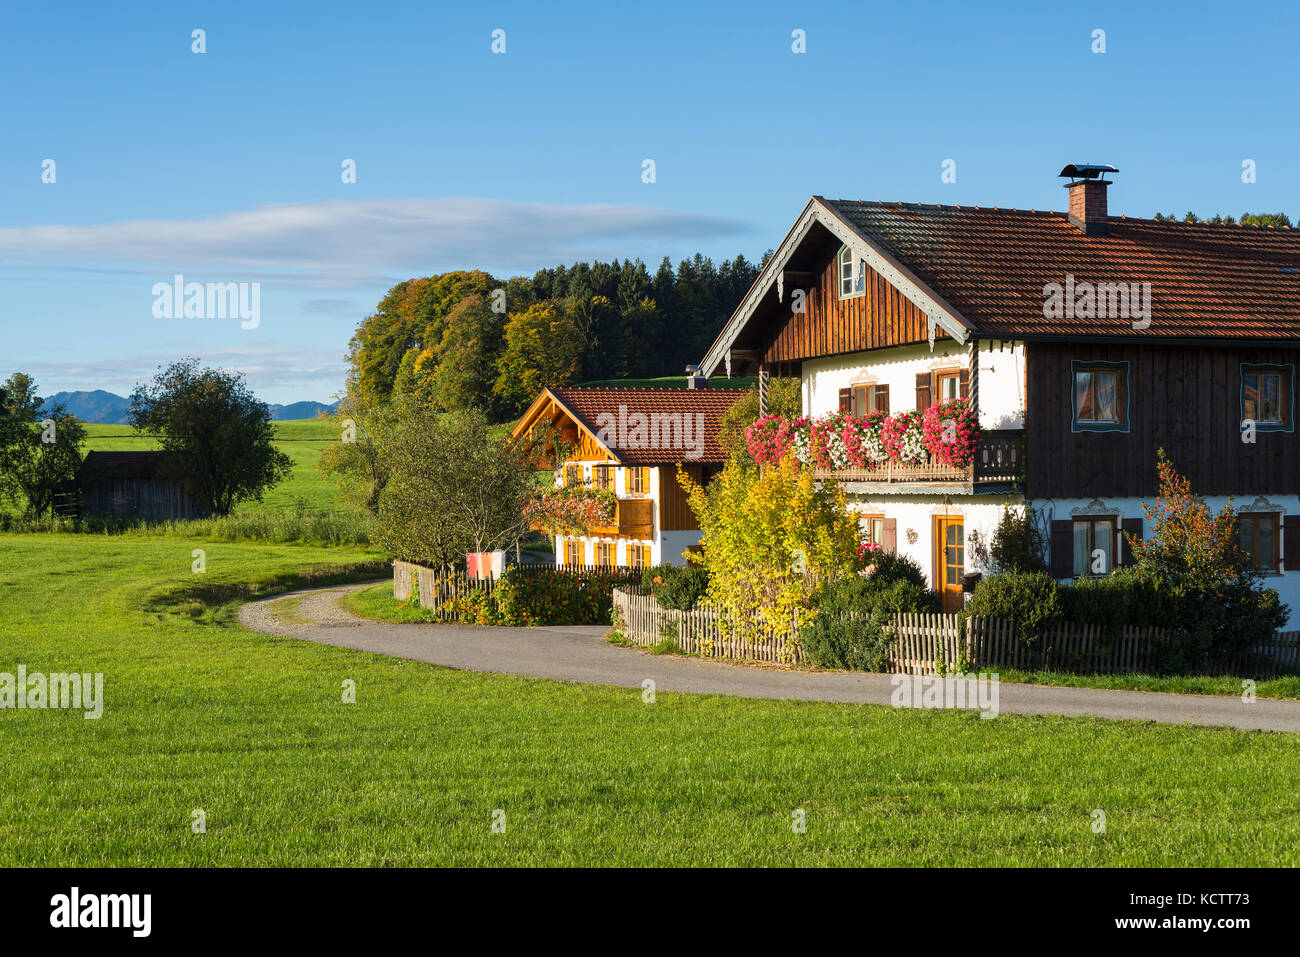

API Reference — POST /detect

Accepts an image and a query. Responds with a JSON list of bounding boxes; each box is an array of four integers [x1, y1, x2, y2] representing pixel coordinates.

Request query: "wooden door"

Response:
[[935, 516, 965, 613]]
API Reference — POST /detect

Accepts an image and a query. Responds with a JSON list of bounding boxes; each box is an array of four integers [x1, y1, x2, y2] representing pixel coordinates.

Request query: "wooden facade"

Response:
[[761, 236, 944, 366], [1026, 342, 1300, 499]]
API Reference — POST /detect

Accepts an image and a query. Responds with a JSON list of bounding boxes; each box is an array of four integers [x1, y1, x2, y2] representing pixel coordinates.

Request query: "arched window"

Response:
[[838, 245, 865, 299]]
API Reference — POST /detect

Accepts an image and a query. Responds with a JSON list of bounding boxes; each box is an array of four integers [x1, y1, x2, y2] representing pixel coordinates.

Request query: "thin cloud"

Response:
[[0, 198, 754, 281]]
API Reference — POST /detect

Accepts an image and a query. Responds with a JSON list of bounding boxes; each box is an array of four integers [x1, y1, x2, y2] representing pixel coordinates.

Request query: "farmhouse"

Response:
[[511, 385, 747, 568], [700, 164, 1300, 616], [76, 450, 203, 520]]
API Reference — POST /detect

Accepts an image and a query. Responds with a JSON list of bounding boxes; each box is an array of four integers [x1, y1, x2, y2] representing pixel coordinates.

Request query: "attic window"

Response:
[[1241, 364, 1294, 432], [837, 245, 865, 299]]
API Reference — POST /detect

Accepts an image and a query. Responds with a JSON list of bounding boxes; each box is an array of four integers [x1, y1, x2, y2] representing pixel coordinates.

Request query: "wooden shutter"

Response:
[[1050, 520, 1074, 579], [875, 385, 890, 414], [882, 518, 897, 554], [1119, 517, 1143, 566], [838, 388, 852, 413], [1284, 515, 1300, 570], [915, 372, 932, 413], [958, 368, 970, 402]]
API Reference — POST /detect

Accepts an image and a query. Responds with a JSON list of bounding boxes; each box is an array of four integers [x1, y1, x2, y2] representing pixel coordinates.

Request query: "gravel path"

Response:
[[236, 582, 1300, 733]]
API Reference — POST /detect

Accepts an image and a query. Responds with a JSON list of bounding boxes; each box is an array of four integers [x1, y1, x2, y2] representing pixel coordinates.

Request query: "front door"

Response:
[[935, 516, 965, 613]]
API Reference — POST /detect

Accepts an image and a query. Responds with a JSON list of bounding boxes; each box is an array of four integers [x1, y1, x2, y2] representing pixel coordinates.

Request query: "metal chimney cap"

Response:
[[1059, 163, 1119, 182]]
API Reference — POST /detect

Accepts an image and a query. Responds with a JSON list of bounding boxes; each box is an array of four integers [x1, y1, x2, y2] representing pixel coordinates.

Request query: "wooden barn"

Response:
[[76, 451, 203, 520]]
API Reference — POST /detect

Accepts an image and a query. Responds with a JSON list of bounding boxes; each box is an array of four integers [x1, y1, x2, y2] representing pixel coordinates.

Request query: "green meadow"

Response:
[[2, 534, 1298, 866], [80, 418, 342, 513]]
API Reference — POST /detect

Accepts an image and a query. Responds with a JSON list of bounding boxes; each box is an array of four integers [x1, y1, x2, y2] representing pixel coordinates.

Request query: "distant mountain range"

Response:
[[38, 390, 339, 425]]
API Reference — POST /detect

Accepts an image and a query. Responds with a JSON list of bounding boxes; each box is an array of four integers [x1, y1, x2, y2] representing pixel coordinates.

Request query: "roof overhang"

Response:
[[699, 197, 977, 377]]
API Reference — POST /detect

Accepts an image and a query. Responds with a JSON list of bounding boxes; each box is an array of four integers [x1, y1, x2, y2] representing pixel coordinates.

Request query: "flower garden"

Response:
[[743, 399, 981, 472]]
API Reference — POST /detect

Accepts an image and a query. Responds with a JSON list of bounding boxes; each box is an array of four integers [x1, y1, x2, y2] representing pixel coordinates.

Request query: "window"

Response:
[[593, 465, 614, 490], [851, 384, 890, 415], [1241, 364, 1294, 432], [837, 245, 865, 299], [627, 544, 650, 569], [563, 539, 583, 566], [936, 370, 962, 402], [1240, 513, 1280, 572], [1072, 518, 1116, 577], [1071, 361, 1129, 432], [563, 464, 583, 487], [626, 467, 649, 495], [595, 542, 614, 567], [859, 514, 885, 545]]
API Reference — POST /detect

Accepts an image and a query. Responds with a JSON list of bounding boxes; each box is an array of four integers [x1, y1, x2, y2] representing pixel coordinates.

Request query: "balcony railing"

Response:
[[812, 429, 1023, 487], [590, 498, 654, 539]]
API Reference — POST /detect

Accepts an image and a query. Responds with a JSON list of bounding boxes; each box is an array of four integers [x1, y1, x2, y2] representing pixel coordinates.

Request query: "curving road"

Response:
[[237, 583, 1300, 733]]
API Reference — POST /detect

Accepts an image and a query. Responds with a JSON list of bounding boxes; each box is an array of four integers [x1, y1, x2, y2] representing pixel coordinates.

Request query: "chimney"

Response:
[[685, 364, 708, 389], [1059, 163, 1118, 236]]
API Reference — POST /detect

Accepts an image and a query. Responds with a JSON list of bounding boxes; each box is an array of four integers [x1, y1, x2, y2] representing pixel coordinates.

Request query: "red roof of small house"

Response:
[[514, 386, 749, 465], [820, 199, 1300, 340]]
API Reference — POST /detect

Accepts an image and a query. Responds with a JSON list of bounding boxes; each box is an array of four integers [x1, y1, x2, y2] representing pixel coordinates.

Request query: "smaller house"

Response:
[[511, 385, 748, 568], [76, 451, 203, 520]]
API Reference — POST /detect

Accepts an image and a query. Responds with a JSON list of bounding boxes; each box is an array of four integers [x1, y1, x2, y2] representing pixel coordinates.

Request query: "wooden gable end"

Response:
[[762, 239, 945, 365], [511, 390, 619, 469]]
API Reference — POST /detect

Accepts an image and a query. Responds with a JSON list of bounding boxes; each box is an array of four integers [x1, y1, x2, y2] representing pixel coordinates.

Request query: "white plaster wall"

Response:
[[1041, 495, 1300, 627], [846, 494, 1018, 591], [658, 530, 702, 566], [801, 340, 1026, 429], [551, 461, 660, 566]]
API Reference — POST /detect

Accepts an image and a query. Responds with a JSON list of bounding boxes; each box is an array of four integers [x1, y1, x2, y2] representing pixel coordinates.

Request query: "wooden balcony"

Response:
[[590, 498, 655, 539], [813, 429, 1023, 491]]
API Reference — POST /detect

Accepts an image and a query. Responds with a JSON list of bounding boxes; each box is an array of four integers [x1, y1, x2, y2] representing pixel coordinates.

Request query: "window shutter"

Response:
[[875, 385, 890, 414], [1284, 515, 1300, 570], [1119, 518, 1143, 566], [915, 373, 932, 413], [838, 388, 852, 413], [958, 368, 970, 402], [882, 518, 897, 554], [1050, 520, 1074, 579]]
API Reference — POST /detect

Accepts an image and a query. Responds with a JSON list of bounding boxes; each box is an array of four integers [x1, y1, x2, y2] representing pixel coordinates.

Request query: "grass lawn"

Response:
[[3, 535, 1299, 866]]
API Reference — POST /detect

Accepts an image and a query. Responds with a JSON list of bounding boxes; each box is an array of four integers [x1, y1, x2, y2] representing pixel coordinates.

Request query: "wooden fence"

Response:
[[613, 588, 802, 663], [393, 560, 640, 620], [612, 588, 1300, 677]]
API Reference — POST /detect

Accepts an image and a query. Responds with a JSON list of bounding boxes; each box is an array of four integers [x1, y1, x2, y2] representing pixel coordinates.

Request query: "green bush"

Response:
[[965, 571, 1062, 646], [801, 580, 896, 671], [861, 550, 927, 590], [1057, 566, 1172, 631], [640, 563, 710, 611], [981, 506, 1046, 574], [437, 567, 638, 626], [799, 572, 937, 671]]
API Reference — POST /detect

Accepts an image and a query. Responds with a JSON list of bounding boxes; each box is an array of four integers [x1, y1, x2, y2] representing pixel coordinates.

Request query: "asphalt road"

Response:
[[237, 582, 1300, 733]]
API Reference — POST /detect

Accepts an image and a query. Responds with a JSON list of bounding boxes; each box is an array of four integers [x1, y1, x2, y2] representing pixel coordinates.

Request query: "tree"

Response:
[[678, 456, 860, 654], [127, 359, 292, 516], [430, 294, 505, 414], [493, 300, 584, 413], [0, 373, 86, 517], [376, 408, 537, 568], [1126, 449, 1288, 666], [716, 377, 800, 465], [317, 382, 396, 515]]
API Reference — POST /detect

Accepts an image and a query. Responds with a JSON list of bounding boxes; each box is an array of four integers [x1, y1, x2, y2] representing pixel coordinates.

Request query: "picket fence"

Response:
[[611, 588, 1300, 677], [392, 559, 639, 620]]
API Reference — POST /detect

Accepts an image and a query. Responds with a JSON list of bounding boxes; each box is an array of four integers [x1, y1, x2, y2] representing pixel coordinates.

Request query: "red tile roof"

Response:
[[549, 386, 748, 464], [823, 199, 1300, 340]]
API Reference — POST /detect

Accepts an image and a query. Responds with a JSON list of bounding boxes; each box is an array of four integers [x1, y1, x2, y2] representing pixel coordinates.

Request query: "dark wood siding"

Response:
[[1026, 342, 1300, 498], [761, 242, 944, 365], [657, 465, 701, 531]]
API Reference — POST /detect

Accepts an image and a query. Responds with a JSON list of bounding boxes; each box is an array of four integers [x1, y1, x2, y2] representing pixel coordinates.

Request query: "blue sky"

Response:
[[3, 0, 1298, 403]]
